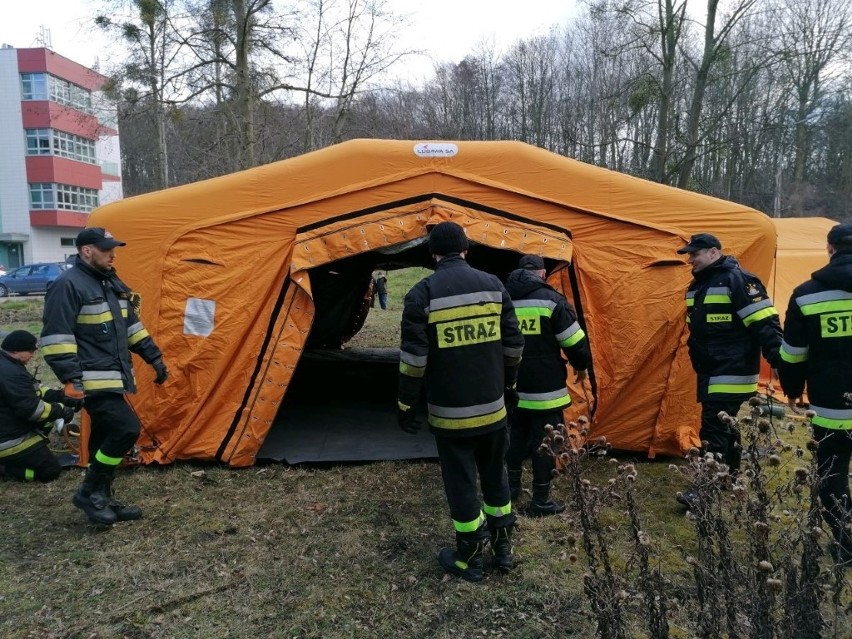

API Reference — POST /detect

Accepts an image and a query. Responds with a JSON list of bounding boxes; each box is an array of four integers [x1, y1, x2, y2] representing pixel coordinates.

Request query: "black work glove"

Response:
[[505, 386, 519, 422], [397, 405, 421, 435], [62, 406, 76, 423], [152, 358, 169, 385], [63, 380, 85, 411], [505, 386, 519, 410], [42, 388, 64, 403]]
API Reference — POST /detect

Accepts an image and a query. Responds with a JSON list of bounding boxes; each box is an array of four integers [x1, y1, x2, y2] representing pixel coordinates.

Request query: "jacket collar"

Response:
[[74, 255, 115, 281], [0, 350, 25, 368], [434, 254, 468, 270], [693, 254, 737, 282]]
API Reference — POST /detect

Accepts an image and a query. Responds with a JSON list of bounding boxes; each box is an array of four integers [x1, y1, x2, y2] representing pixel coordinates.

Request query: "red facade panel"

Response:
[[17, 49, 107, 92], [26, 157, 103, 190], [21, 101, 102, 140], [29, 210, 89, 228]]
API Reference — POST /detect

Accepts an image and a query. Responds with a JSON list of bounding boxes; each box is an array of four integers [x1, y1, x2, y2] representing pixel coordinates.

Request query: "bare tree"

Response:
[[297, 0, 411, 150], [772, 0, 852, 186], [675, 0, 762, 189], [502, 35, 558, 147], [96, 0, 185, 189]]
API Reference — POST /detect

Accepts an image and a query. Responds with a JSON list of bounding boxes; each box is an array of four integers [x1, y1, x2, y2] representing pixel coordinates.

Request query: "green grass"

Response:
[[348, 267, 429, 349], [2, 289, 849, 639]]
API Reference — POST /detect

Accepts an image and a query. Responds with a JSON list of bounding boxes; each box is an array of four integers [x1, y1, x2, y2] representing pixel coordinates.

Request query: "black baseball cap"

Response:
[[518, 254, 545, 270], [75, 227, 126, 249], [677, 233, 722, 254]]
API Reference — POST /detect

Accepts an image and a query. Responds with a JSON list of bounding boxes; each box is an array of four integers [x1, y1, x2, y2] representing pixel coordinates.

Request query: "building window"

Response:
[[25, 129, 97, 164], [60, 238, 75, 247], [25, 128, 52, 155], [29, 183, 99, 212], [100, 161, 120, 176], [56, 184, 99, 212], [29, 183, 56, 209], [20, 72, 93, 114], [49, 76, 93, 113], [21, 73, 48, 100], [54, 130, 96, 163]]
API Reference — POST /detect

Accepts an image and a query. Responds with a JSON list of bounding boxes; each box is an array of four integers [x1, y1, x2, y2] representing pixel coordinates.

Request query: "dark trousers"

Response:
[[700, 399, 744, 473], [377, 292, 387, 310], [506, 409, 561, 484], [1, 439, 61, 482], [813, 426, 852, 550], [85, 393, 141, 464], [434, 426, 514, 531]]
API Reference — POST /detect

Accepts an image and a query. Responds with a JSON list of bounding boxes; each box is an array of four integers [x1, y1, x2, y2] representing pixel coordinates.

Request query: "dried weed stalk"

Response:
[[541, 391, 851, 639], [543, 419, 627, 638]]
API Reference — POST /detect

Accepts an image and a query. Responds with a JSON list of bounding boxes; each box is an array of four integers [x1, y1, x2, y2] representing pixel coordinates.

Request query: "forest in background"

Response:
[[100, 0, 852, 219]]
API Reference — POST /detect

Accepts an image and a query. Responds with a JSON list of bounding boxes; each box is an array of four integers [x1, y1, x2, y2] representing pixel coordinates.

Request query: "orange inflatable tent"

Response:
[[88, 140, 777, 467], [769, 217, 836, 320]]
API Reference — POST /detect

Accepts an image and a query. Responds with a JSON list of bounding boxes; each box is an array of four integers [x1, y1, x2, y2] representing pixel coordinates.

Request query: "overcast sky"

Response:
[[0, 0, 577, 82]]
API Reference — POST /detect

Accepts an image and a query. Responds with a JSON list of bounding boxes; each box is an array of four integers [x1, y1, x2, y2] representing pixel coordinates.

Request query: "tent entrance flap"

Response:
[[256, 348, 437, 463], [252, 199, 577, 464]]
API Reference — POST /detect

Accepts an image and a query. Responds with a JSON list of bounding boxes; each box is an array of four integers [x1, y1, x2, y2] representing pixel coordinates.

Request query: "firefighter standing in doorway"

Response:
[[398, 221, 524, 582], [504, 254, 590, 516]]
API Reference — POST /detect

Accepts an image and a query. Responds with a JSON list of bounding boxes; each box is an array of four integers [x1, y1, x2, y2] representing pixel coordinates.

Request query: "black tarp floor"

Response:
[[256, 348, 438, 464], [256, 402, 437, 464]]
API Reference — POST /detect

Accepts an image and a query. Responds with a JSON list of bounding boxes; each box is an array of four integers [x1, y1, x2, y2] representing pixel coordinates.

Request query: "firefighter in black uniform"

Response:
[[398, 221, 524, 582], [505, 254, 591, 516], [677, 233, 782, 508], [0, 330, 75, 482], [41, 228, 169, 525], [779, 223, 852, 563]]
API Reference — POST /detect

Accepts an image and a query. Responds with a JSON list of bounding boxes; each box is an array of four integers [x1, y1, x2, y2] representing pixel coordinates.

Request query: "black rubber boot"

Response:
[[72, 467, 117, 525], [103, 473, 143, 521], [508, 469, 522, 502], [490, 525, 514, 573], [527, 482, 565, 517], [438, 529, 488, 582]]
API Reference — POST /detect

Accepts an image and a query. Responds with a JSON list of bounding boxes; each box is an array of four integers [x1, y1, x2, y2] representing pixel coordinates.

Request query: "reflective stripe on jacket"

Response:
[[0, 351, 65, 445], [779, 252, 852, 429], [504, 268, 590, 411], [40, 257, 162, 394], [399, 255, 524, 436], [685, 255, 781, 401]]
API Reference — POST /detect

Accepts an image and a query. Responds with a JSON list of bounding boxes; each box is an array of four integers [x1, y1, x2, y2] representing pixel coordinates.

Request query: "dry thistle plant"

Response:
[[669, 393, 849, 639], [538, 395, 850, 639], [541, 418, 628, 639], [541, 417, 670, 639]]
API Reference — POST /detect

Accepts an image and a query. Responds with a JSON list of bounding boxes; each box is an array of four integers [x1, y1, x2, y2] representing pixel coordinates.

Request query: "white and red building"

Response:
[[0, 45, 122, 268]]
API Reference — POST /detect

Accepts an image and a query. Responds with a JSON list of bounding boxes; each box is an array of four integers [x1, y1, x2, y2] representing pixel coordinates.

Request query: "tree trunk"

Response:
[[649, 0, 681, 183]]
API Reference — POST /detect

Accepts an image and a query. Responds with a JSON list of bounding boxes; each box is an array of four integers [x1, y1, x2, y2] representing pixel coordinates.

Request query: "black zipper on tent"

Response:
[[216, 276, 293, 463], [562, 260, 598, 420], [296, 193, 573, 240]]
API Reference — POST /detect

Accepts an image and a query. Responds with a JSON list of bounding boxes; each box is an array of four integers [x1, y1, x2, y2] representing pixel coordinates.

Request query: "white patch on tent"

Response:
[[184, 298, 216, 337], [413, 143, 458, 158]]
